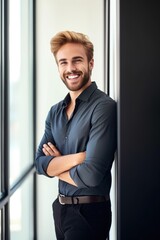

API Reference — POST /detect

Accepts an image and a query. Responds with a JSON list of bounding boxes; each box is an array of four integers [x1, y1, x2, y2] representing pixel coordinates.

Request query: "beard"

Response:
[[61, 67, 91, 91]]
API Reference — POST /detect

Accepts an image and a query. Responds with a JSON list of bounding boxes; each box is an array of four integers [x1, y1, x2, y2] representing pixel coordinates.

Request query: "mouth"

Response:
[[65, 72, 82, 80]]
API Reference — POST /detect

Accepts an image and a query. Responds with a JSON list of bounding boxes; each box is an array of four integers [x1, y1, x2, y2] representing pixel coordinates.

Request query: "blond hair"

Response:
[[50, 31, 94, 62]]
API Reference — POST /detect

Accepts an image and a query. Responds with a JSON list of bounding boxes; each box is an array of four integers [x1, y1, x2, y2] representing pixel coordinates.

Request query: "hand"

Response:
[[42, 142, 61, 157]]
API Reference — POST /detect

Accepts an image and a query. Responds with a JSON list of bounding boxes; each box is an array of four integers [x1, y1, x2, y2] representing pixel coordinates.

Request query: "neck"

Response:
[[69, 80, 92, 103]]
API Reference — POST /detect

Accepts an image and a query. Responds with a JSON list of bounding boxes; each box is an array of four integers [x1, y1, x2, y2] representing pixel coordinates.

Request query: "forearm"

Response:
[[46, 152, 85, 177], [57, 171, 77, 187]]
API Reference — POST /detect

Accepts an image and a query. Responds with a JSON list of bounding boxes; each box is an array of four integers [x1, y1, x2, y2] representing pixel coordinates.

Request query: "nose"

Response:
[[67, 62, 77, 72]]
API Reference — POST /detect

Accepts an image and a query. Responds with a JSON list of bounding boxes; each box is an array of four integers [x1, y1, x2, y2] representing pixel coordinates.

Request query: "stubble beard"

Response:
[[61, 68, 91, 92]]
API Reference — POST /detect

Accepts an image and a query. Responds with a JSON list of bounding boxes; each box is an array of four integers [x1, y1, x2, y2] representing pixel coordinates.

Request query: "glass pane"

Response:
[[9, 0, 33, 185], [10, 176, 33, 240], [0, 210, 1, 240]]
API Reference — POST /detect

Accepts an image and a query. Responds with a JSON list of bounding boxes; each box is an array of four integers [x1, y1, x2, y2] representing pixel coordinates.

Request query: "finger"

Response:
[[48, 142, 56, 150], [42, 147, 50, 156], [48, 142, 62, 156], [43, 144, 54, 155], [48, 142, 59, 153]]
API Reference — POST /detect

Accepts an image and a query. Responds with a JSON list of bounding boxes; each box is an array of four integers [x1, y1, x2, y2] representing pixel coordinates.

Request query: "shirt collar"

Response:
[[63, 82, 97, 106], [78, 82, 97, 102], [63, 93, 71, 107]]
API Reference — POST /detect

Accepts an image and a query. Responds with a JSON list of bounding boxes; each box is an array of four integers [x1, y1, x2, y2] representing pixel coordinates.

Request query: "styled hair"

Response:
[[50, 31, 94, 62]]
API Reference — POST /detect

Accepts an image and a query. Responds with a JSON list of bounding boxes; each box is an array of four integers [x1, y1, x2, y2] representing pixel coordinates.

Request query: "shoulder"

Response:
[[90, 89, 116, 122], [46, 100, 64, 120], [50, 100, 64, 112], [92, 88, 116, 108]]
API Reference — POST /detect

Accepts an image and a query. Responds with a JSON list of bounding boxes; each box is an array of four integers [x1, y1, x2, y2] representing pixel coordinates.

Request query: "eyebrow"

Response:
[[58, 58, 67, 63], [72, 56, 84, 60], [58, 56, 84, 63]]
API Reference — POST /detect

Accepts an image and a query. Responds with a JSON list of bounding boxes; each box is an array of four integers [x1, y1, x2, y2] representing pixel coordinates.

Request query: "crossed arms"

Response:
[[42, 142, 86, 186], [35, 100, 117, 188]]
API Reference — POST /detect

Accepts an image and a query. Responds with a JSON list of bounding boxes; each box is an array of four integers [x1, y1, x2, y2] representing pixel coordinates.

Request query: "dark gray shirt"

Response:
[[35, 82, 117, 196]]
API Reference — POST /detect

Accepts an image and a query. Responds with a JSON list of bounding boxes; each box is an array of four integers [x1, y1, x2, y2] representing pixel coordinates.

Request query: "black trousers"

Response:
[[52, 198, 111, 240]]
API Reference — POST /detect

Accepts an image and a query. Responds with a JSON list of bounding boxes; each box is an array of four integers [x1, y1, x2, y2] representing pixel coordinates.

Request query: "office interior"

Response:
[[0, 0, 160, 239]]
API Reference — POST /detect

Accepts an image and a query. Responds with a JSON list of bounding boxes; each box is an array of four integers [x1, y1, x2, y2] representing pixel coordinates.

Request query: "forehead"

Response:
[[56, 43, 87, 61]]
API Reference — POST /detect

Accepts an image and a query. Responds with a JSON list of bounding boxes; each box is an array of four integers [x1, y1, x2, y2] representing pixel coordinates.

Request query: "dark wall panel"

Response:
[[118, 1, 160, 239]]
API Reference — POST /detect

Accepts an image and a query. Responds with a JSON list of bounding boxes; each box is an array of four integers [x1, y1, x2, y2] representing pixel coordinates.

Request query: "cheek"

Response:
[[80, 64, 88, 72], [58, 67, 65, 76], [58, 70, 65, 80]]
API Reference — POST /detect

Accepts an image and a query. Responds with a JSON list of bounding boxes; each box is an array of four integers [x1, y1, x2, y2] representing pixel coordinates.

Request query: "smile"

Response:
[[66, 72, 82, 80], [67, 74, 79, 80]]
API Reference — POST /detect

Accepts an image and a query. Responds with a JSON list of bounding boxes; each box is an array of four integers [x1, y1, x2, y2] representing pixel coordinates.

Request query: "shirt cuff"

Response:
[[35, 155, 54, 177]]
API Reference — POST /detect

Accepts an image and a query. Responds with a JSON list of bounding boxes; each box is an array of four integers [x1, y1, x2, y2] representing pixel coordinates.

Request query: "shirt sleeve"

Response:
[[35, 108, 55, 177], [70, 100, 117, 188]]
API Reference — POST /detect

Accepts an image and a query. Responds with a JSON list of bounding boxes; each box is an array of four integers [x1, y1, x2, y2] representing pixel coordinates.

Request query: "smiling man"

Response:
[[35, 31, 117, 240], [57, 42, 93, 92]]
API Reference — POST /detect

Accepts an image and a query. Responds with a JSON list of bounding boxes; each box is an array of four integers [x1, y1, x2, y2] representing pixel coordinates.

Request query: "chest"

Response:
[[50, 104, 93, 154]]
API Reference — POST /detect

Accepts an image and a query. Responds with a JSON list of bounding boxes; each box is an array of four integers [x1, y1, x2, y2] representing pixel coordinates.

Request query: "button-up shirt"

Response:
[[35, 82, 117, 196]]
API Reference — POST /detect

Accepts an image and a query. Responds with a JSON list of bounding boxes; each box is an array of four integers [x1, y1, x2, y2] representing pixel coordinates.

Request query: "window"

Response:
[[0, 0, 36, 239], [10, 175, 34, 240], [0, 210, 1, 239], [9, 0, 34, 186]]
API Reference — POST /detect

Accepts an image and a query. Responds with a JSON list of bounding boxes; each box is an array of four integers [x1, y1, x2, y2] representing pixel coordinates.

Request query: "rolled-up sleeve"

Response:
[[70, 100, 117, 188], [35, 109, 55, 177]]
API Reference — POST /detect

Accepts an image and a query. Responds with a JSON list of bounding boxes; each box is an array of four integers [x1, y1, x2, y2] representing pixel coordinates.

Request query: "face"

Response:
[[56, 43, 94, 92]]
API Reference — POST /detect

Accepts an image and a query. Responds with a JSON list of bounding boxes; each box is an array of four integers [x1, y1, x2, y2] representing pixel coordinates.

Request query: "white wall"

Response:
[[36, 1, 104, 239]]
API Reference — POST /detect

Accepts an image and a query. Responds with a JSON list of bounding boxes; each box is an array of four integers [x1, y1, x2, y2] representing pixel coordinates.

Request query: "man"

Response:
[[35, 30, 117, 240]]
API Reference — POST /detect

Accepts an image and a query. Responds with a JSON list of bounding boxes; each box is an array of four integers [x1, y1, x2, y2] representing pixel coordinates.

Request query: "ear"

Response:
[[89, 58, 94, 70]]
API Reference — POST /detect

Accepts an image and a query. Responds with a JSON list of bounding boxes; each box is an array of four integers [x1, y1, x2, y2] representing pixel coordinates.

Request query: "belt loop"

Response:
[[71, 196, 79, 204], [76, 197, 79, 204]]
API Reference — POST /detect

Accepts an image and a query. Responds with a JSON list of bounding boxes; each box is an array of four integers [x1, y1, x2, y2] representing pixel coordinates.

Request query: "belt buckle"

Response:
[[59, 194, 65, 205]]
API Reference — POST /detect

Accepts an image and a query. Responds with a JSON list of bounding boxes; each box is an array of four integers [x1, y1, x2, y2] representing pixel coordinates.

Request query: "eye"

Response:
[[73, 58, 82, 64], [59, 61, 67, 66]]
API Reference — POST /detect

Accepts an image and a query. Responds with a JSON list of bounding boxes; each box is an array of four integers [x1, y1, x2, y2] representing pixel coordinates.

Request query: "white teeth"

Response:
[[67, 75, 79, 79]]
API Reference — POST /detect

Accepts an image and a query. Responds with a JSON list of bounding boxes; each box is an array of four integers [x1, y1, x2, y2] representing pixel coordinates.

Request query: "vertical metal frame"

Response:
[[32, 0, 37, 238], [1, 0, 9, 196], [104, 2, 111, 240], [1, 1, 11, 240], [1, 0, 10, 239]]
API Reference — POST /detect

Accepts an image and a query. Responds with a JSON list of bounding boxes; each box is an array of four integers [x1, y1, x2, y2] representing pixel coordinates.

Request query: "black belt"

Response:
[[58, 194, 109, 205]]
